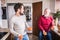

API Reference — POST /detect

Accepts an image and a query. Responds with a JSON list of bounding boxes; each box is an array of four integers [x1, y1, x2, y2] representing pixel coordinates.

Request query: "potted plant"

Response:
[[53, 11, 60, 32]]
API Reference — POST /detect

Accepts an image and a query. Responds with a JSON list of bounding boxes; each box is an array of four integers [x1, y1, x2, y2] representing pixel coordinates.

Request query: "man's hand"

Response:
[[27, 27, 32, 31], [18, 34, 23, 40], [43, 30, 47, 36], [51, 26, 54, 31]]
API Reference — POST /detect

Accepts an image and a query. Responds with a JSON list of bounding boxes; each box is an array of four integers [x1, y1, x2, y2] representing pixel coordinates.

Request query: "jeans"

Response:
[[39, 31, 52, 40], [14, 34, 29, 40]]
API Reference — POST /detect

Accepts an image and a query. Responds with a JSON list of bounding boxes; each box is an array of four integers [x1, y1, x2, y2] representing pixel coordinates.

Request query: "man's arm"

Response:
[[38, 17, 47, 35], [9, 19, 23, 40], [50, 16, 54, 31], [24, 15, 32, 31], [9, 19, 20, 36], [25, 22, 32, 31], [38, 17, 45, 31]]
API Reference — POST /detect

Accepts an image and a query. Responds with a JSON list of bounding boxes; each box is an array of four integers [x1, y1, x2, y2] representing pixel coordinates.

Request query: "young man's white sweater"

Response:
[[9, 15, 29, 37]]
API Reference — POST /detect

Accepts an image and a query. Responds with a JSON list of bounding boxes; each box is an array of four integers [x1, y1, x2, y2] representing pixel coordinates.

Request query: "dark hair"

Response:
[[14, 3, 23, 12]]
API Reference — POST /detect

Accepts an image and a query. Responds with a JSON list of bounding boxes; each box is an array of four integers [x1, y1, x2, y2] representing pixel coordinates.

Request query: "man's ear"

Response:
[[18, 9, 20, 12]]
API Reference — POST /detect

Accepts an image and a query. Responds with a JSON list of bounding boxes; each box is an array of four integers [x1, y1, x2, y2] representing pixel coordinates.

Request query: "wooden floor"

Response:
[[2, 32, 60, 40], [28, 34, 38, 40], [5, 33, 38, 40]]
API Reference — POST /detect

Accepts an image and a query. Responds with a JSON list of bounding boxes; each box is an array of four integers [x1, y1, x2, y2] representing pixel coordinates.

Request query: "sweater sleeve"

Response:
[[25, 22, 30, 28], [50, 16, 54, 26], [38, 16, 45, 31], [9, 18, 20, 37], [24, 15, 30, 28]]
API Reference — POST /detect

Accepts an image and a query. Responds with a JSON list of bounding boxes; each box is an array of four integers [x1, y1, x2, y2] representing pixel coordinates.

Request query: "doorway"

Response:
[[32, 2, 42, 36]]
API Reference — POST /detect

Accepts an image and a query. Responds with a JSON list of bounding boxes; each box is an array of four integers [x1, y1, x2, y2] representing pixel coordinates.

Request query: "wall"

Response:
[[6, 0, 32, 3], [43, 0, 50, 14], [55, 1, 60, 11], [33, 0, 51, 15], [1, 0, 6, 7], [33, 0, 56, 14], [50, 0, 55, 13], [6, 0, 56, 15]]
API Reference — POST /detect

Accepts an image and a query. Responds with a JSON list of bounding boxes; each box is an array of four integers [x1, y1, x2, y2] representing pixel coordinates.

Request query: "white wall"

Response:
[[43, 0, 50, 14], [1, 0, 6, 7], [7, 5, 15, 19], [6, 0, 56, 14], [50, 0, 55, 13], [6, 0, 32, 3], [55, 1, 60, 11], [2, 20, 8, 28]]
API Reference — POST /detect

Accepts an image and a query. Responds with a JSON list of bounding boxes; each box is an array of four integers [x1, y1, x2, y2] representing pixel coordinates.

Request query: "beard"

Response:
[[20, 12, 24, 15], [44, 13, 50, 17]]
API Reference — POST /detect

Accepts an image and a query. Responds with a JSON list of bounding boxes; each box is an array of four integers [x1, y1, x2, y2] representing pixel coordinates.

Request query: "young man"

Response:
[[38, 8, 54, 40], [9, 3, 32, 40]]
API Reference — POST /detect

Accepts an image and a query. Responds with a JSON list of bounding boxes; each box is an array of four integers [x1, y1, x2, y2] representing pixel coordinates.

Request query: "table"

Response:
[[53, 30, 60, 36], [51, 29, 60, 40], [0, 28, 10, 40]]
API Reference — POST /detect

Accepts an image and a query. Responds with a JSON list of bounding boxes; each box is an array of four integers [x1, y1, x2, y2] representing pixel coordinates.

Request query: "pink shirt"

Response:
[[38, 15, 54, 32]]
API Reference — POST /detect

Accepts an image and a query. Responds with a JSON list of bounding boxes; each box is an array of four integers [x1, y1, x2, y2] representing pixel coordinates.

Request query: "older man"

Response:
[[38, 8, 54, 40]]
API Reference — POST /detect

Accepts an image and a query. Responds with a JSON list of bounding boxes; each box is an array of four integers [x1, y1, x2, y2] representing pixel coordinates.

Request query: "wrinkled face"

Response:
[[17, 6, 24, 15], [44, 9, 50, 16]]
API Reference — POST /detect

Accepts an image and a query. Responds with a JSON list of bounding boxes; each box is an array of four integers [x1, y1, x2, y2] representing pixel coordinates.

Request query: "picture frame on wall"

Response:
[[24, 6, 31, 21]]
